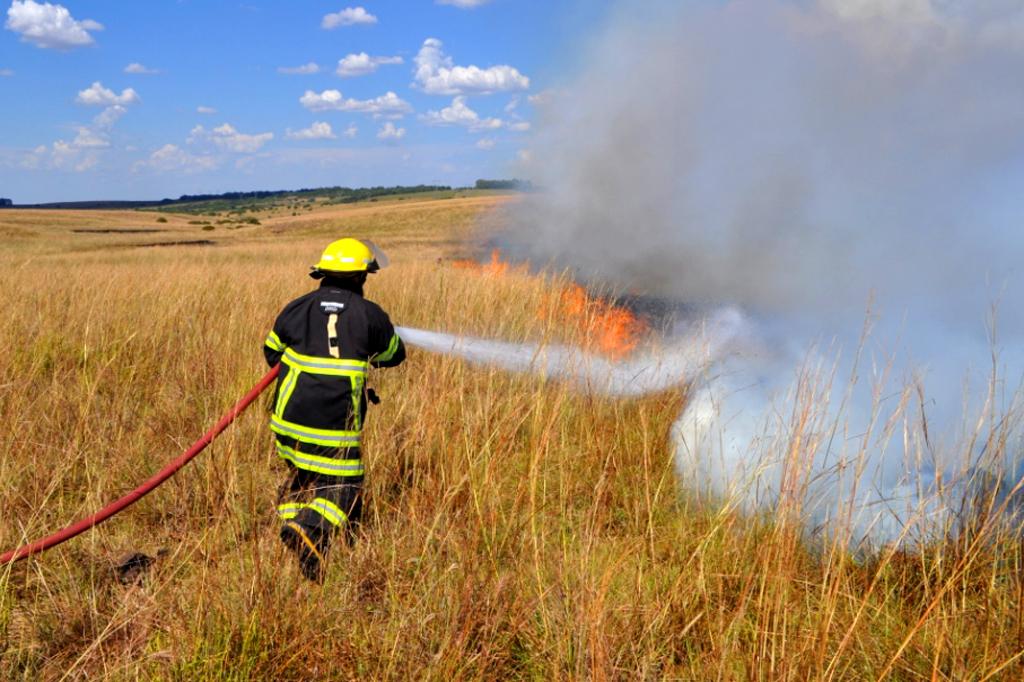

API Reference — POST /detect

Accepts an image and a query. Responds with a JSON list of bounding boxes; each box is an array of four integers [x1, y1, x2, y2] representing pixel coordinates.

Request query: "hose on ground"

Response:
[[0, 365, 280, 564]]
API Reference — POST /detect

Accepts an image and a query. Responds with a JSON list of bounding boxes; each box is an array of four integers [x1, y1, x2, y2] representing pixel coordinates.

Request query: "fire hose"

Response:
[[0, 319, 713, 565], [0, 365, 281, 565]]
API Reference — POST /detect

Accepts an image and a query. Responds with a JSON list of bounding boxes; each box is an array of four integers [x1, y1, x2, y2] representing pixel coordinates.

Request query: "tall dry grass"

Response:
[[0, 197, 1021, 679]]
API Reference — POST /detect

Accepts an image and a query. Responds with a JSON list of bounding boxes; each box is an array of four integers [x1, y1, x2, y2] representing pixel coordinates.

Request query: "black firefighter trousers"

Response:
[[275, 436, 364, 556]]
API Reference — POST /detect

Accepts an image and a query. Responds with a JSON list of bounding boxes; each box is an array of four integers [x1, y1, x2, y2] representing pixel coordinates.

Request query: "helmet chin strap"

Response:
[[310, 267, 376, 280]]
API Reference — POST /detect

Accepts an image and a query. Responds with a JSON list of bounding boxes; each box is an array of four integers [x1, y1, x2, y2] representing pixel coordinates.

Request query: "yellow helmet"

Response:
[[312, 238, 379, 275]]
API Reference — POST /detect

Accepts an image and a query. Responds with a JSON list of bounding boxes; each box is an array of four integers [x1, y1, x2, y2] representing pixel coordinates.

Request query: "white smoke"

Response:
[[484, 0, 1024, 547]]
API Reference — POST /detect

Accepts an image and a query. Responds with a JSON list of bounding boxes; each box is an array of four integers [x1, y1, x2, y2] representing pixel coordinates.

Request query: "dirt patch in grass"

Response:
[[129, 239, 217, 249], [72, 228, 167, 234]]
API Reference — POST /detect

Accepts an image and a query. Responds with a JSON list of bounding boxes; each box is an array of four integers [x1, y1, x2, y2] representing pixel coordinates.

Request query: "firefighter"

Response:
[[262, 237, 405, 581]]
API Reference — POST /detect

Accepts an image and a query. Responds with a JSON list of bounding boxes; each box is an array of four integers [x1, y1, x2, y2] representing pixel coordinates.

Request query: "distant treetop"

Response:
[[169, 184, 452, 204], [474, 179, 534, 191]]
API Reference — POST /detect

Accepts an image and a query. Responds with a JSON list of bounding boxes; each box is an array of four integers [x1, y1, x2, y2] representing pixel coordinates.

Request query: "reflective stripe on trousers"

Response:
[[275, 441, 364, 477], [277, 497, 349, 527]]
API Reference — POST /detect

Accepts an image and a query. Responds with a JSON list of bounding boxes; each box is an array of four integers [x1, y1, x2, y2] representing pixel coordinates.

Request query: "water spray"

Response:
[[396, 305, 744, 397]]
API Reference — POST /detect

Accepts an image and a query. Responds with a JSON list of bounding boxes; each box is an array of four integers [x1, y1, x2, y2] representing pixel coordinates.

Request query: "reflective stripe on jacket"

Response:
[[263, 279, 405, 466]]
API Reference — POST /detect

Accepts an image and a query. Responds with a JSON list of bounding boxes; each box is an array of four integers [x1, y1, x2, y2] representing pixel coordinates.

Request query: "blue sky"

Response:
[[0, 0, 613, 202]]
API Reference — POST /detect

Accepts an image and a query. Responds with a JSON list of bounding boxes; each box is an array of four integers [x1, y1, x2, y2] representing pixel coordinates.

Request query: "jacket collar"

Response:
[[319, 276, 364, 297]]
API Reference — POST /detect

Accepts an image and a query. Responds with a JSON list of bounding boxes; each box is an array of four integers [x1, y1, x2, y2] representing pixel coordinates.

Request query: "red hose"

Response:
[[1, 365, 280, 564]]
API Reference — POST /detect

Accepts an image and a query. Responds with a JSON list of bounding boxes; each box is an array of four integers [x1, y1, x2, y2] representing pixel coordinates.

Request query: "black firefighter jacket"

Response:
[[263, 279, 405, 458]]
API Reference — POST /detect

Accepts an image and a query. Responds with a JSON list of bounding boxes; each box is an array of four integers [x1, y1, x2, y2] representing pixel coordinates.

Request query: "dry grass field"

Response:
[[1, 195, 1022, 680]]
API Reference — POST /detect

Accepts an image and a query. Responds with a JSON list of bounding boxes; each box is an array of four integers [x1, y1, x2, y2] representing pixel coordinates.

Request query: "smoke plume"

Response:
[[493, 0, 1024, 546]]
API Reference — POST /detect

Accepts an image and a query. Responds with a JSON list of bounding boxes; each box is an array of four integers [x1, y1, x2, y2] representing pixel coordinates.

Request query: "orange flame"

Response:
[[454, 249, 649, 359], [553, 284, 649, 359], [453, 248, 519, 276]]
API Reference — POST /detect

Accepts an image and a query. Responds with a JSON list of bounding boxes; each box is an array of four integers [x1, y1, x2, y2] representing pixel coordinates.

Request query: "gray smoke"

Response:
[[496, 0, 1024, 547], [513, 0, 1024, 319]]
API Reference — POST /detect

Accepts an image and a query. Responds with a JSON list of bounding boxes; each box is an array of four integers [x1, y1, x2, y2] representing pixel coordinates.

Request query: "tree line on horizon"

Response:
[[3, 180, 532, 210]]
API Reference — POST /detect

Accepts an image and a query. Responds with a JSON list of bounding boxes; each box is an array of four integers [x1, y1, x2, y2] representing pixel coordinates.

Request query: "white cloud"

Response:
[[516, 149, 532, 163], [19, 148, 40, 170], [508, 121, 530, 132], [286, 121, 336, 140], [189, 123, 274, 153], [124, 62, 158, 75], [93, 104, 126, 128], [75, 82, 140, 106], [475, 137, 496, 150], [343, 123, 358, 138], [278, 62, 320, 75], [49, 140, 97, 171], [0, 68, 13, 77], [196, 105, 216, 114], [5, 0, 102, 49], [31, 103, 129, 168], [321, 7, 377, 29], [29, 101, 125, 172], [377, 122, 405, 141], [19, 145, 46, 169], [72, 126, 108, 148], [299, 89, 412, 116], [437, 0, 492, 7], [137, 144, 218, 173], [414, 38, 529, 95], [75, 104, 125, 145], [336, 52, 403, 77], [421, 96, 503, 132]]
